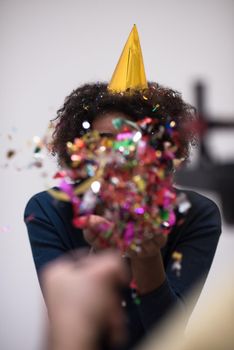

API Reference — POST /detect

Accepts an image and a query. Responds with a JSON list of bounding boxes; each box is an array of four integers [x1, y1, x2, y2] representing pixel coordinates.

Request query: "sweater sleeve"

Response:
[[137, 192, 222, 331], [24, 194, 74, 273]]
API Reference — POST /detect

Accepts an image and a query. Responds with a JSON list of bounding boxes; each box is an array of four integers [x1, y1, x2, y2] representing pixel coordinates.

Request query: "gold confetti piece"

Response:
[[48, 189, 70, 202], [133, 175, 146, 192], [152, 104, 160, 112], [172, 251, 183, 260]]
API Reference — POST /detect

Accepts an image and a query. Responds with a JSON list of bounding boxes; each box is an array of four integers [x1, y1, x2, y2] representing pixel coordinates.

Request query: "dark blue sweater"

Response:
[[24, 189, 221, 349]]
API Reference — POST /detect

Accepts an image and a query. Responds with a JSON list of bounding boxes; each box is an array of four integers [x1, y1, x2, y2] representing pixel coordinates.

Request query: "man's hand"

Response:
[[83, 214, 167, 256], [41, 251, 128, 350], [83, 215, 167, 295], [82, 215, 114, 250]]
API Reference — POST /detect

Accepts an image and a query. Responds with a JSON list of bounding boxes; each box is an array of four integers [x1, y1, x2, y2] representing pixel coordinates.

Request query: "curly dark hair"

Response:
[[51, 82, 197, 166]]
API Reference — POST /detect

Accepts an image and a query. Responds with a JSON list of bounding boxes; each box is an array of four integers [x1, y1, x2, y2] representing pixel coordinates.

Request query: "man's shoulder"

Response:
[[25, 189, 56, 209], [28, 189, 53, 202], [175, 188, 222, 234], [176, 188, 220, 214], [24, 188, 71, 218]]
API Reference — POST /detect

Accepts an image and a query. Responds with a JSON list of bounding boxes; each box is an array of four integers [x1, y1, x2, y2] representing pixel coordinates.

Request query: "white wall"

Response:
[[1, 1, 233, 349]]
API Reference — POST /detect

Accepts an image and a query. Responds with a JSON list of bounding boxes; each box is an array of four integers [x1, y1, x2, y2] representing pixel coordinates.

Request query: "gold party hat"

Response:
[[108, 25, 148, 93]]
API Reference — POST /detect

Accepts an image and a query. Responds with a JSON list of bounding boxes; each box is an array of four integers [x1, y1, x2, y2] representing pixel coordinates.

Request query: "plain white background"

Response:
[[0, 1, 233, 349]]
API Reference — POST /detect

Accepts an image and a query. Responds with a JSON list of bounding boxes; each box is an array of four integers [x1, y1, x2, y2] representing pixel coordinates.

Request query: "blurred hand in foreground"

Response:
[[41, 250, 128, 350]]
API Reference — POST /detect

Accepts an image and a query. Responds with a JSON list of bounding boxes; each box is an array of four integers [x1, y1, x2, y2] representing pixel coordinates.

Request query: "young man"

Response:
[[24, 26, 221, 350]]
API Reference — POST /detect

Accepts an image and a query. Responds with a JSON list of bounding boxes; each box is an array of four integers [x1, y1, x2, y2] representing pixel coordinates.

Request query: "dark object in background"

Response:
[[175, 82, 234, 225]]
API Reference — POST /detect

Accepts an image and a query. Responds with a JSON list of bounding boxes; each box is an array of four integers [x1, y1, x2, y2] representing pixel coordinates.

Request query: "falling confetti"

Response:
[[171, 251, 183, 277], [152, 104, 160, 112], [6, 149, 16, 159], [49, 116, 191, 254], [0, 225, 11, 233], [1, 123, 54, 177], [25, 214, 35, 223]]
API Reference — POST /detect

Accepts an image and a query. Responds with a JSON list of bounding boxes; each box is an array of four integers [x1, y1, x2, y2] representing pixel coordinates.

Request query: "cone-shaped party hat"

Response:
[[108, 25, 148, 93]]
